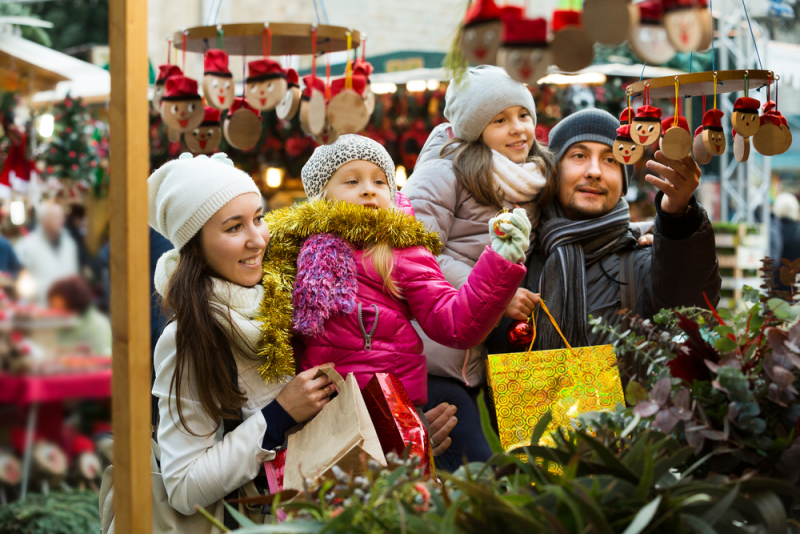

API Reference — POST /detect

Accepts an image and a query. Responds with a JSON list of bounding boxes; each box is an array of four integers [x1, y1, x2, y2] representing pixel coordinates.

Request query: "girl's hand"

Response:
[[489, 208, 531, 264], [503, 288, 539, 320], [275, 364, 336, 423]]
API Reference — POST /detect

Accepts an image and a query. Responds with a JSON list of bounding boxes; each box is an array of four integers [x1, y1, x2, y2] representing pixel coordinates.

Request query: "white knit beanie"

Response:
[[148, 152, 261, 250], [444, 65, 537, 142]]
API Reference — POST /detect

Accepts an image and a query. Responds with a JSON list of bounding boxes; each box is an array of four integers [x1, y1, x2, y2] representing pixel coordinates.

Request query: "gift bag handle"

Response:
[[314, 365, 346, 391], [526, 298, 576, 356]]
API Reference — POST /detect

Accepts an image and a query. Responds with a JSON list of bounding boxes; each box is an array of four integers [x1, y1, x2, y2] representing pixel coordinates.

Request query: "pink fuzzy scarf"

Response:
[[292, 233, 358, 336]]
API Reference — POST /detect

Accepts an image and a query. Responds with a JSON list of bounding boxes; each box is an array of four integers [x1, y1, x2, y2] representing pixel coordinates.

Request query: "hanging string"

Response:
[[262, 25, 272, 58], [740, 0, 764, 69], [345, 31, 353, 90], [217, 26, 223, 49], [775, 75, 779, 111], [627, 91, 632, 126], [311, 0, 321, 24], [361, 35, 366, 60], [242, 55, 246, 96], [644, 83, 650, 106], [744, 70, 749, 97], [689, 51, 693, 74], [709, 0, 715, 72], [311, 26, 317, 79], [181, 31, 187, 73], [674, 77, 680, 127], [702, 93, 707, 116], [639, 61, 647, 82], [166, 37, 172, 64], [713, 72, 718, 109]]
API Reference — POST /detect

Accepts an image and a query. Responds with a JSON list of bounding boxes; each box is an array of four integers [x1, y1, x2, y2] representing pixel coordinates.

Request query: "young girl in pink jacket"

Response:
[[282, 134, 530, 408]]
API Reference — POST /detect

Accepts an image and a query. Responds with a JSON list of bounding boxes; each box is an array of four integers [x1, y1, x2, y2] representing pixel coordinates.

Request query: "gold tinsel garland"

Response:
[[256, 200, 443, 382]]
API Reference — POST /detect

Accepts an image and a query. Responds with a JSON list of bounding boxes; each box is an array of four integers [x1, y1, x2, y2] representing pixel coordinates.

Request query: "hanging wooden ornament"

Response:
[[583, 0, 635, 46], [619, 108, 634, 125], [496, 16, 551, 85], [276, 68, 302, 120], [185, 107, 222, 154], [153, 64, 182, 113], [328, 75, 370, 135], [731, 96, 761, 138], [314, 119, 341, 145], [631, 87, 662, 146], [781, 115, 793, 153], [613, 124, 644, 165], [202, 49, 234, 110], [662, 0, 703, 53], [696, 0, 713, 50], [160, 75, 204, 133], [245, 59, 288, 112], [550, 9, 594, 72], [753, 111, 784, 157], [352, 57, 376, 115], [300, 76, 328, 136], [701, 109, 726, 157], [733, 130, 750, 163], [629, 0, 676, 65], [693, 126, 713, 164], [459, 0, 503, 65], [660, 116, 692, 160], [223, 97, 262, 151]]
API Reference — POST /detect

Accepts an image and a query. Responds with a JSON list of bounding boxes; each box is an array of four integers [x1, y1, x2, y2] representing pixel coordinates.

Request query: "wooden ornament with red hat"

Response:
[[68, 434, 101, 491], [613, 124, 644, 165], [314, 120, 341, 146], [224, 97, 262, 151], [496, 15, 551, 85], [693, 125, 712, 164], [327, 32, 370, 135], [276, 67, 302, 120], [772, 77, 792, 154], [300, 75, 327, 136], [10, 427, 68, 494], [632, 85, 663, 146], [696, 0, 712, 50], [550, 7, 594, 72], [701, 109, 726, 156], [732, 97, 761, 138], [202, 49, 234, 110], [661, 117, 692, 159], [459, 0, 503, 65], [0, 450, 22, 504], [733, 129, 751, 163], [352, 43, 376, 115], [583, 0, 636, 46], [185, 107, 222, 154], [662, 0, 703, 53], [159, 74, 204, 133], [629, 0, 676, 65], [153, 63, 182, 112], [245, 61, 288, 112], [619, 107, 635, 125], [752, 76, 785, 156]]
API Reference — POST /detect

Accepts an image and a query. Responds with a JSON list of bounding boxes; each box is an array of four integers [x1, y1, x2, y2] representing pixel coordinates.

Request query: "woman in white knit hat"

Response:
[[147, 153, 335, 531]]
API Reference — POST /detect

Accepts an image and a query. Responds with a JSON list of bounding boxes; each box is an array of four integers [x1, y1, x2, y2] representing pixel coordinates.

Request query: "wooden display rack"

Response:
[[627, 70, 774, 100], [172, 22, 361, 56]]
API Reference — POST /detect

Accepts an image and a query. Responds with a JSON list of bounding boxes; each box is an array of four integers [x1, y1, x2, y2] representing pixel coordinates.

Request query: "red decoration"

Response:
[[330, 75, 367, 97], [203, 49, 231, 76], [463, 0, 502, 26], [156, 64, 182, 84], [246, 58, 285, 82], [661, 116, 690, 133], [507, 320, 534, 347], [163, 75, 201, 100], [552, 9, 582, 31]]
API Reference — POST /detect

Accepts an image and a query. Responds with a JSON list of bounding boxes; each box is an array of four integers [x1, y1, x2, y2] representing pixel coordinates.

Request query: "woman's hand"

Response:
[[503, 288, 539, 320], [275, 364, 337, 423], [425, 402, 458, 456]]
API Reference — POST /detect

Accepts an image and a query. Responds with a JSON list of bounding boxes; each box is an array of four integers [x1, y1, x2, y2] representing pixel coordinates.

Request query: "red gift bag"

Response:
[[361, 373, 433, 477]]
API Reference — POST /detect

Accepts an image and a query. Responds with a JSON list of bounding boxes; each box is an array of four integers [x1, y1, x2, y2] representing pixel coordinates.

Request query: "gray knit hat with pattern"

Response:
[[301, 134, 396, 201], [444, 65, 537, 142]]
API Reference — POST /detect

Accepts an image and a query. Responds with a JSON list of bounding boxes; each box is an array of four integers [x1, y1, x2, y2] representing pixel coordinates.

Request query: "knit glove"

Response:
[[489, 208, 531, 264]]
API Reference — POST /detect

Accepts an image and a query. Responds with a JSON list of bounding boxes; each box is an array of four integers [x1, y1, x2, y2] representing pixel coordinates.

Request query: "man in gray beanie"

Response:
[[489, 108, 721, 385]]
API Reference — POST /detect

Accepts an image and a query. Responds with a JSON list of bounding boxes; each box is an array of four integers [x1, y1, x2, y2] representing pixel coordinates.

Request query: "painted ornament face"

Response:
[[613, 138, 642, 164], [202, 75, 234, 109], [702, 129, 726, 156], [78, 453, 101, 480], [185, 125, 222, 154], [497, 47, 550, 85], [664, 9, 702, 52], [161, 100, 204, 132], [631, 119, 661, 146], [732, 111, 760, 138], [314, 121, 340, 145], [461, 21, 502, 65], [246, 78, 288, 112], [276, 86, 302, 121], [628, 24, 676, 65]]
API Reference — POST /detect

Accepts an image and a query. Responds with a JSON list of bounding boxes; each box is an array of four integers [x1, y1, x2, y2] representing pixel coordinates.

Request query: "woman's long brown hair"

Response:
[[161, 233, 250, 436], [440, 136, 558, 210]]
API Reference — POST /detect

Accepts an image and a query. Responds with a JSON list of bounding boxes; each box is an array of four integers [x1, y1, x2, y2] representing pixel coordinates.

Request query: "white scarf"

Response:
[[154, 250, 265, 357], [491, 149, 547, 220]]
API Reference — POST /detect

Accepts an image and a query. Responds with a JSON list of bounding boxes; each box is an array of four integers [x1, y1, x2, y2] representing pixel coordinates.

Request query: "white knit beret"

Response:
[[301, 134, 396, 201], [148, 153, 260, 250], [444, 65, 537, 142]]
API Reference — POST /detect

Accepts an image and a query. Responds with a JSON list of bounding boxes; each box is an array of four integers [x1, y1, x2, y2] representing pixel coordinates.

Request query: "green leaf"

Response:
[[224, 502, 257, 527], [621, 495, 662, 534], [478, 389, 505, 454], [530, 410, 553, 446], [634, 447, 654, 501], [625, 382, 648, 406], [714, 336, 738, 352], [653, 447, 694, 483], [701, 483, 739, 525], [742, 286, 760, 304], [576, 431, 640, 484], [682, 514, 719, 534], [718, 308, 734, 321], [750, 492, 788, 534]]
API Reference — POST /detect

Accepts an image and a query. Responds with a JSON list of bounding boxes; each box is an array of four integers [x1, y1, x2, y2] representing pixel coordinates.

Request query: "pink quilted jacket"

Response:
[[296, 196, 526, 406]]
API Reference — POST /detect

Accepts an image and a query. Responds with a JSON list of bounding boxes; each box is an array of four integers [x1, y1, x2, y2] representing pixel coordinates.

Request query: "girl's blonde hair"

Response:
[[312, 189, 402, 300]]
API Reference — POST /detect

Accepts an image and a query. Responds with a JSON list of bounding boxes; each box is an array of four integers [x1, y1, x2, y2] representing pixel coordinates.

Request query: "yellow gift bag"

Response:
[[486, 300, 625, 451]]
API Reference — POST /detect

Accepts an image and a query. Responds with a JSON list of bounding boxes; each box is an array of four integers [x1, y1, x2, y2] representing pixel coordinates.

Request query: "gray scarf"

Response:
[[535, 199, 636, 350]]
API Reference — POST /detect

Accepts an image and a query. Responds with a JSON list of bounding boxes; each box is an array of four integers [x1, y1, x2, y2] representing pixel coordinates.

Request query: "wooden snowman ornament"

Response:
[[245, 59, 288, 112], [583, 0, 636, 46], [276, 68, 302, 121], [0, 450, 21, 505], [733, 129, 750, 162], [497, 16, 551, 85], [352, 58, 376, 115], [629, 0, 676, 65], [160, 75, 204, 133], [765, 100, 792, 155], [660, 116, 692, 160], [731, 96, 761, 138], [754, 110, 784, 157], [152, 64, 182, 113], [550, 9, 594, 72], [300, 76, 327, 136], [460, 0, 503, 65], [701, 109, 726, 157], [632, 103, 663, 147], [613, 125, 644, 165], [11, 429, 69, 495], [185, 107, 222, 154], [202, 49, 234, 110], [662, 0, 703, 53], [68, 435, 101, 491], [327, 74, 370, 135], [224, 97, 262, 151], [692, 126, 712, 164]]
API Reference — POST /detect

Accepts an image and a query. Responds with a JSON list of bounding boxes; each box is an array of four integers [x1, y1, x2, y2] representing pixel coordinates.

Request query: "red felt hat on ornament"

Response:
[[638, 0, 664, 24], [616, 124, 634, 141], [662, 0, 695, 11], [760, 113, 782, 126], [464, 0, 502, 27], [733, 96, 760, 113], [636, 104, 662, 122], [694, 125, 704, 138], [230, 97, 260, 116], [162, 75, 201, 101], [201, 107, 221, 126], [285, 68, 300, 87], [662, 116, 690, 133], [204, 49, 232, 77], [351, 58, 374, 79], [156, 64, 182, 85], [330, 75, 367, 98], [702, 109, 725, 131], [10, 427, 43, 455], [302, 76, 326, 98], [247, 59, 286, 83], [500, 4, 524, 21], [763, 101, 777, 114], [502, 16, 548, 46], [552, 9, 582, 31], [620, 108, 634, 125], [71, 435, 95, 456]]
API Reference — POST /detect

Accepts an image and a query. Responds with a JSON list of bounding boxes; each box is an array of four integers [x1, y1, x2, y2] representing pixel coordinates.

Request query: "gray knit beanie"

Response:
[[444, 65, 536, 142], [301, 134, 396, 201], [548, 108, 629, 193]]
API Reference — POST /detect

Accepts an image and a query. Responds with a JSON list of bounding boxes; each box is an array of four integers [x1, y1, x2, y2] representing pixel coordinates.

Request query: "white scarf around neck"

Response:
[[491, 149, 547, 210]]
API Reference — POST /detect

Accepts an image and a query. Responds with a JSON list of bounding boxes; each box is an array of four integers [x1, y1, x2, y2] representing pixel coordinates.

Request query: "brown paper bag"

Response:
[[283, 367, 386, 490]]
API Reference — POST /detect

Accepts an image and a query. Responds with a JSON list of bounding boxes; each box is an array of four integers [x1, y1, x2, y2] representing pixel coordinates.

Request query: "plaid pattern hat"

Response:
[[301, 134, 396, 201]]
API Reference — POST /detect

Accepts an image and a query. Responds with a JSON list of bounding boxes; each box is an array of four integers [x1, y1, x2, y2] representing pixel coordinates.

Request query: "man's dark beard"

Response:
[[561, 188, 611, 221]]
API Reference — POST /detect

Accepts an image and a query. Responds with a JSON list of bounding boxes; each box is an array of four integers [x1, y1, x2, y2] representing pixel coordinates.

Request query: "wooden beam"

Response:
[[109, 0, 151, 532]]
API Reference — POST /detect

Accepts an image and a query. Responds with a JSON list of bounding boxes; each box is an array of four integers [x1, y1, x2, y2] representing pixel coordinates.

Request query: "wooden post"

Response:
[[109, 0, 152, 532]]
